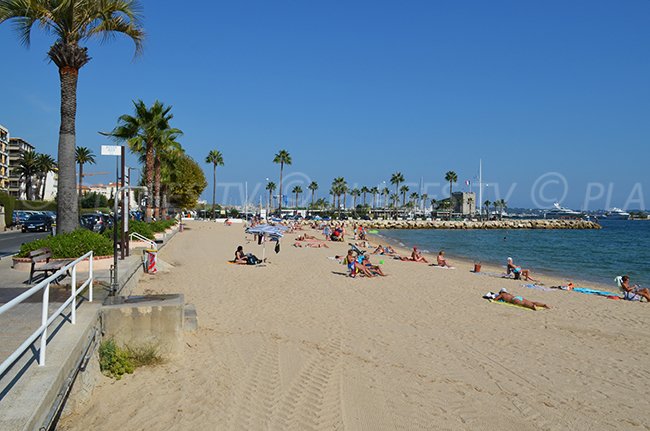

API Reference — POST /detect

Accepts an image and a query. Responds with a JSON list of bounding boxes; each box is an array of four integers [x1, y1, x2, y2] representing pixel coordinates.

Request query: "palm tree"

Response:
[[13, 150, 39, 200], [400, 185, 409, 207], [308, 181, 318, 208], [361, 186, 370, 207], [351, 188, 360, 208], [159, 144, 184, 216], [273, 150, 292, 214], [266, 181, 276, 211], [0, 0, 144, 233], [445, 171, 458, 197], [409, 192, 419, 208], [36, 153, 56, 200], [205, 150, 224, 219], [389, 193, 398, 208], [155, 130, 183, 217], [390, 172, 404, 204], [499, 199, 507, 219], [107, 100, 176, 222], [484, 200, 491, 220], [421, 193, 428, 213], [381, 187, 390, 209], [291, 185, 303, 208], [370, 186, 379, 209], [75, 146, 95, 201], [332, 177, 346, 211]]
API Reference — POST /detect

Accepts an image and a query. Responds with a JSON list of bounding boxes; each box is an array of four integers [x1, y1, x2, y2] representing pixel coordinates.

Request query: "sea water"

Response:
[[378, 220, 650, 287]]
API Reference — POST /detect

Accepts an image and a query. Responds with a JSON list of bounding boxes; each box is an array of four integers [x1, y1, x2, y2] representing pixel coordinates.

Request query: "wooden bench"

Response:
[[28, 247, 74, 284]]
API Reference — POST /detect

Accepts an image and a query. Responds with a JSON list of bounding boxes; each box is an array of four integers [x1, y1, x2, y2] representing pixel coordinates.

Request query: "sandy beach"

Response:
[[60, 221, 650, 431]]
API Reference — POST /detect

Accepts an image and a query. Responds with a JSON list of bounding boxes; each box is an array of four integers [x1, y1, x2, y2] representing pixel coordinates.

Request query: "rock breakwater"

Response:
[[335, 219, 601, 230]]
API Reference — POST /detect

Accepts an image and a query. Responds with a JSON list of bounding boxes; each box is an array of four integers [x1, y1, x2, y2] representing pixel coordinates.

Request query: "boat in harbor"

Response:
[[605, 207, 631, 220], [544, 202, 584, 220]]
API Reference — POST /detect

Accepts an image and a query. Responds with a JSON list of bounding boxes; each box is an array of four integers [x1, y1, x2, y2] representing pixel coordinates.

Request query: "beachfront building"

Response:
[[0, 124, 9, 192], [42, 171, 59, 201], [8, 137, 36, 199], [86, 182, 138, 210], [451, 191, 476, 215]]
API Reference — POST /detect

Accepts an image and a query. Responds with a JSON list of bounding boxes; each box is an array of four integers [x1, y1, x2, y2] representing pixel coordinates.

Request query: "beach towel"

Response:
[[430, 264, 455, 270], [488, 299, 535, 311], [572, 287, 620, 298]]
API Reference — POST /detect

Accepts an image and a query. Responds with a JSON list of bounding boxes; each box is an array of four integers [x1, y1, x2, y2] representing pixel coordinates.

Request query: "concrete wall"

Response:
[[101, 294, 185, 358]]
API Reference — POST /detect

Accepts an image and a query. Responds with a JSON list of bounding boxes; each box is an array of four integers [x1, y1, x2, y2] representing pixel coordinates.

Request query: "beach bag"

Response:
[[246, 254, 261, 265]]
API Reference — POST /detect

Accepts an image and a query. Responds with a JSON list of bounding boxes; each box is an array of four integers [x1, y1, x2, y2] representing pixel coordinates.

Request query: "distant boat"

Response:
[[605, 207, 630, 220], [544, 202, 584, 220]]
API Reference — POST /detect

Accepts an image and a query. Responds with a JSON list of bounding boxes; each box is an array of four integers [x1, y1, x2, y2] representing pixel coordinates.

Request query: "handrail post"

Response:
[[89, 252, 93, 303], [71, 266, 77, 325], [39, 282, 50, 366]]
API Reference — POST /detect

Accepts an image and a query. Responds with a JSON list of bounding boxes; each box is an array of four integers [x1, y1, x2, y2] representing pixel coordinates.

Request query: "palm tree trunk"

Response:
[[41, 174, 47, 200], [154, 156, 161, 219], [212, 164, 216, 219], [161, 186, 168, 217], [311, 190, 315, 208], [56, 67, 80, 233], [145, 141, 154, 222], [278, 164, 283, 214]]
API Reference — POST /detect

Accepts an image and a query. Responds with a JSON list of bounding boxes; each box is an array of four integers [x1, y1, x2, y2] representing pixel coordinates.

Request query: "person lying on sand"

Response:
[[494, 288, 550, 310], [619, 275, 650, 302], [399, 247, 428, 263], [506, 257, 538, 282], [372, 244, 398, 256], [296, 233, 317, 241], [294, 241, 329, 248]]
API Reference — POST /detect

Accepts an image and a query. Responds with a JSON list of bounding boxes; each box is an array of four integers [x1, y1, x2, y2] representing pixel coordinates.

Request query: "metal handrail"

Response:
[[129, 232, 157, 251], [0, 251, 94, 376]]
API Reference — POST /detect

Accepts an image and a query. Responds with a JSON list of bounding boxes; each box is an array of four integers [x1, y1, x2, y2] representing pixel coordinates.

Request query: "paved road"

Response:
[[0, 231, 50, 258]]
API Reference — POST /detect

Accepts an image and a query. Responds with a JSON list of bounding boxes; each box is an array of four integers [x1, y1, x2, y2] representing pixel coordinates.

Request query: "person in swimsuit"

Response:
[[494, 289, 550, 310], [506, 257, 538, 282], [437, 251, 452, 267], [620, 275, 650, 302], [400, 247, 428, 263], [344, 250, 374, 278], [362, 255, 386, 276]]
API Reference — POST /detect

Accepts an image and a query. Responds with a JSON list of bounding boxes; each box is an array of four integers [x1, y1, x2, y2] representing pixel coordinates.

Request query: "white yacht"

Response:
[[544, 202, 584, 219], [606, 207, 630, 220]]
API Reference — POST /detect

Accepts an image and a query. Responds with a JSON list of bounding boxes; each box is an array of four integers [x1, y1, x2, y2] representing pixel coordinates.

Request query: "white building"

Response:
[[8, 137, 35, 199], [42, 171, 58, 201], [0, 125, 9, 192], [86, 183, 138, 210]]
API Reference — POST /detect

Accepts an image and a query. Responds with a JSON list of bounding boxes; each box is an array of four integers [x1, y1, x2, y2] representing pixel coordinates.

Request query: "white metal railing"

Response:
[[129, 232, 157, 250], [0, 251, 94, 376]]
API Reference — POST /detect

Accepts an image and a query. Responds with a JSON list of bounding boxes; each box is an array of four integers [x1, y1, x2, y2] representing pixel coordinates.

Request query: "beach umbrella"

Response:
[[245, 225, 285, 261]]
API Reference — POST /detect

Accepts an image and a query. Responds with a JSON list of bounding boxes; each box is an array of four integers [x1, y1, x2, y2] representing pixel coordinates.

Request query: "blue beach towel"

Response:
[[572, 287, 619, 297]]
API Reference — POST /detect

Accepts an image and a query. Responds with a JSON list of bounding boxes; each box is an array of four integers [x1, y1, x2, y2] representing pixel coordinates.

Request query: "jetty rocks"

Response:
[[337, 219, 601, 230]]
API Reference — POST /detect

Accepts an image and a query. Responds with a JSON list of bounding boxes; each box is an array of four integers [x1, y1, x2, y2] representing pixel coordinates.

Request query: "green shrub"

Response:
[[0, 192, 15, 227], [149, 219, 177, 233], [80, 192, 109, 209], [103, 219, 155, 241], [17, 229, 114, 258], [99, 339, 134, 380], [99, 338, 163, 380]]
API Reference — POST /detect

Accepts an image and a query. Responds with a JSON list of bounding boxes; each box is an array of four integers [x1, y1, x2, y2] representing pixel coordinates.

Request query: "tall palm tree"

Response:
[[36, 153, 56, 200], [154, 129, 182, 218], [331, 177, 346, 210], [390, 172, 404, 204], [499, 199, 507, 220], [360, 186, 370, 207], [445, 171, 458, 197], [13, 150, 39, 200], [75, 146, 95, 201], [107, 100, 175, 222], [381, 187, 390, 209], [400, 185, 410, 207], [291, 185, 303, 208], [351, 188, 360, 208], [0, 0, 144, 233], [266, 181, 276, 211], [205, 150, 224, 219], [308, 181, 318, 208], [409, 192, 419, 208], [421, 193, 428, 212], [273, 150, 292, 214], [370, 186, 379, 209], [484, 200, 491, 220]]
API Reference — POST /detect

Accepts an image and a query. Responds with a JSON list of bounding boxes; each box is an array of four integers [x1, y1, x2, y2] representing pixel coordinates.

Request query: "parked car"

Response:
[[80, 213, 111, 233], [21, 214, 53, 233]]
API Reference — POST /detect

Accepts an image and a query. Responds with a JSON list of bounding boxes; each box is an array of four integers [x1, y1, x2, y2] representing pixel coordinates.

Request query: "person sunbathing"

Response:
[[362, 255, 386, 276], [294, 241, 329, 248], [494, 289, 550, 310], [296, 233, 317, 241], [506, 257, 538, 282], [400, 247, 428, 263], [372, 244, 398, 256], [437, 251, 452, 267], [619, 275, 650, 302], [343, 250, 374, 278]]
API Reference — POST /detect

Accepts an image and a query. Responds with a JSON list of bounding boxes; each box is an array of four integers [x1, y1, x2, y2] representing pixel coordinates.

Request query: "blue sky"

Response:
[[1, 0, 649, 210]]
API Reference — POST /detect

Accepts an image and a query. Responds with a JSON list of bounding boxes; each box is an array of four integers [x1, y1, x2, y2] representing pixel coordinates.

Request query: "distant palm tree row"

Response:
[[14, 150, 57, 200]]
